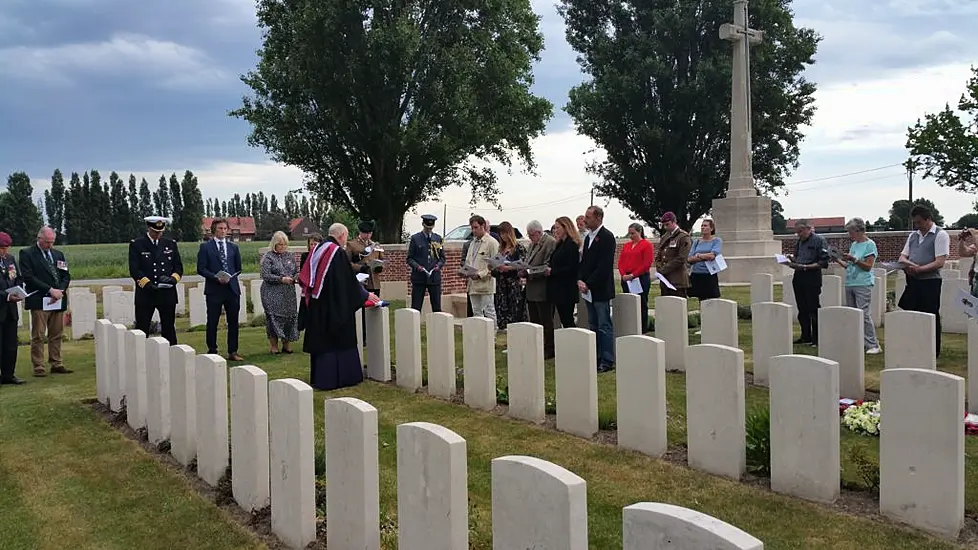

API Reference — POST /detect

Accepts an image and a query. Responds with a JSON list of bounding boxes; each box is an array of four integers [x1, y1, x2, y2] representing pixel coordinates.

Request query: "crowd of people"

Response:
[[2, 203, 973, 393]]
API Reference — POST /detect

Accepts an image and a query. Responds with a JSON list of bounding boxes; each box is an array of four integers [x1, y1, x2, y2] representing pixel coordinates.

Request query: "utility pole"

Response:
[[442, 203, 447, 235], [904, 158, 918, 230], [590, 185, 595, 205]]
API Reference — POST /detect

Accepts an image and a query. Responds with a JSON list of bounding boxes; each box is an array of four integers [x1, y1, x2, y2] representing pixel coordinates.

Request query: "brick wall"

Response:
[[262, 239, 639, 296], [776, 230, 966, 261]]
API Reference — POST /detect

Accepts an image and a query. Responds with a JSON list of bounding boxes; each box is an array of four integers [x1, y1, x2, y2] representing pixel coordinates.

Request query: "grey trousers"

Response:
[[845, 286, 879, 349]]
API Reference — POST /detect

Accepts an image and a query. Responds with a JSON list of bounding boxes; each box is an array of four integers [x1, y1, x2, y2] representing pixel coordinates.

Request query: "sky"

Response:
[[1, 0, 976, 238]]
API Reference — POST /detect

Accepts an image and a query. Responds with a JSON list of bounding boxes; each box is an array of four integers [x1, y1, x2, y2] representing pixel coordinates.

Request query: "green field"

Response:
[[44, 242, 266, 280], [1, 284, 975, 549]]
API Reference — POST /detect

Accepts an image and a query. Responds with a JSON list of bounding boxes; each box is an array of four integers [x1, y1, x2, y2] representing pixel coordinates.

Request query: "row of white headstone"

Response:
[[382, 301, 971, 540], [92, 318, 767, 550]]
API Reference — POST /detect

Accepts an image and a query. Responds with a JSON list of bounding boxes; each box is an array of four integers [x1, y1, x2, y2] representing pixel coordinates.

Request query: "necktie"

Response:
[[219, 241, 228, 270], [46, 251, 54, 266]]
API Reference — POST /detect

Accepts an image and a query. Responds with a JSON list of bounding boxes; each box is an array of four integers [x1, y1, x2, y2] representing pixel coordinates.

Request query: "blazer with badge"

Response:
[[0, 255, 23, 324], [579, 226, 617, 302], [347, 238, 384, 291], [129, 235, 184, 305], [19, 245, 71, 311], [197, 239, 242, 296], [655, 228, 692, 289], [406, 231, 446, 285]]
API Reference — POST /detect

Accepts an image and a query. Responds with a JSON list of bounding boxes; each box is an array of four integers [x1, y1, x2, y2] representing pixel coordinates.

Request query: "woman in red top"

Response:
[[618, 222, 654, 333]]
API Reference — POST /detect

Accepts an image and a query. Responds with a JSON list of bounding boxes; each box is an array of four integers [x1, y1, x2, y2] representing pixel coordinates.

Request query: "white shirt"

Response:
[[586, 225, 603, 249], [901, 223, 950, 258]]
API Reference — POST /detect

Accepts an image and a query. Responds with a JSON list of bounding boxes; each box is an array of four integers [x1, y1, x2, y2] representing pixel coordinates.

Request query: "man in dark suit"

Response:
[[578, 205, 617, 372], [0, 232, 26, 386], [197, 218, 244, 361], [19, 226, 72, 377], [406, 214, 446, 312], [130, 216, 184, 345]]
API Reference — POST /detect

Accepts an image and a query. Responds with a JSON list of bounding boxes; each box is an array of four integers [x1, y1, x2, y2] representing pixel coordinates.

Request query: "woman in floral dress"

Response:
[[492, 222, 527, 330], [260, 231, 300, 353]]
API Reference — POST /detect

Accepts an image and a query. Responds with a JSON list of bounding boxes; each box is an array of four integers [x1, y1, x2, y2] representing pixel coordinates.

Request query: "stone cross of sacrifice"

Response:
[[719, 0, 764, 199]]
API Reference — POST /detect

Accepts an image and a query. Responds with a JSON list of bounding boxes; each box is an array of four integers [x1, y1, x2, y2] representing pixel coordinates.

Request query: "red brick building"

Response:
[[201, 217, 257, 242], [288, 217, 322, 240]]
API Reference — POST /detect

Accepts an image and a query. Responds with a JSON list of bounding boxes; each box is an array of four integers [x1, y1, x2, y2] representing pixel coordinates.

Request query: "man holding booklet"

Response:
[[197, 218, 244, 361], [0, 232, 27, 385], [20, 226, 72, 377]]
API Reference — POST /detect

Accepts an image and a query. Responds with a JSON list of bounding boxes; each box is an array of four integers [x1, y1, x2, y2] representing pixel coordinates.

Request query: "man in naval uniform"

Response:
[[129, 216, 184, 345], [405, 214, 446, 312]]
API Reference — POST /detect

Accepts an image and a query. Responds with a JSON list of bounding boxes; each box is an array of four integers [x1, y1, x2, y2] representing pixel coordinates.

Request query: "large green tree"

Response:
[[906, 66, 978, 192], [0, 172, 44, 245], [44, 168, 66, 241], [559, 0, 819, 229], [887, 198, 943, 230], [231, 0, 553, 242]]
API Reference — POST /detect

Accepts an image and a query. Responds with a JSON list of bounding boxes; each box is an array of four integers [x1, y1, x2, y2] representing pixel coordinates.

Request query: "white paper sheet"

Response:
[[706, 254, 728, 275], [655, 272, 676, 290], [356, 273, 370, 284], [581, 290, 592, 303], [43, 297, 63, 311], [775, 254, 791, 265], [956, 289, 978, 318], [626, 278, 643, 294], [4, 286, 36, 300]]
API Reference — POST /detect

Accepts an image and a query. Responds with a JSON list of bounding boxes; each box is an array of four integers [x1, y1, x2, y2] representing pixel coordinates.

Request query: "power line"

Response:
[[785, 163, 904, 187], [787, 172, 904, 193]]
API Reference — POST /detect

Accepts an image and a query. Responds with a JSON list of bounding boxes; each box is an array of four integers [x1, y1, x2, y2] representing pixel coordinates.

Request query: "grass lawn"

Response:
[[52, 242, 267, 280], [1, 280, 974, 549]]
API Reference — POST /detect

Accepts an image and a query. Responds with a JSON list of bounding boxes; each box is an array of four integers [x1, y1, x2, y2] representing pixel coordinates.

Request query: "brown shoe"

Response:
[[50, 366, 73, 374], [33, 368, 47, 377], [228, 353, 245, 362]]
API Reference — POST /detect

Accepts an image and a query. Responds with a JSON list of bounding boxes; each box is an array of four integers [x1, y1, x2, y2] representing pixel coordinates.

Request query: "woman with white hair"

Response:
[[260, 231, 299, 353], [834, 217, 881, 354]]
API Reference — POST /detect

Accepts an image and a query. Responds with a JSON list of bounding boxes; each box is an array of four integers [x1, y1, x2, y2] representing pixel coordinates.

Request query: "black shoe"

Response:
[[597, 363, 615, 373], [793, 338, 811, 345], [1, 377, 25, 385]]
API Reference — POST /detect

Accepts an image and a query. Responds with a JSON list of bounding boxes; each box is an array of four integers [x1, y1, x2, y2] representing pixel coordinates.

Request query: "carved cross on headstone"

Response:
[[720, 0, 764, 198]]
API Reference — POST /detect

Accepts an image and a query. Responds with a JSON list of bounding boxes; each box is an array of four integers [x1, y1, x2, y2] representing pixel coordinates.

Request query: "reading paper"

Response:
[[775, 254, 791, 265], [655, 272, 676, 290], [626, 278, 643, 294], [956, 289, 978, 319], [356, 273, 370, 284], [4, 286, 35, 300], [43, 297, 63, 311], [706, 254, 728, 275]]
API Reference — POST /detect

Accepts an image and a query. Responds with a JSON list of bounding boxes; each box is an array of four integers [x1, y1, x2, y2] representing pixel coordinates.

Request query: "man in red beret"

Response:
[[0, 232, 26, 386]]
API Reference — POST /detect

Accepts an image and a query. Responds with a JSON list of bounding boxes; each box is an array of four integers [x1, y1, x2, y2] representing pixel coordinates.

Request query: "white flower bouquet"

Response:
[[842, 401, 881, 436]]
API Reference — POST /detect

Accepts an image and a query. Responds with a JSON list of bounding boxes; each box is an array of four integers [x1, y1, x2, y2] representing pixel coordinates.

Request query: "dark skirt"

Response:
[[310, 349, 364, 391], [688, 272, 721, 300]]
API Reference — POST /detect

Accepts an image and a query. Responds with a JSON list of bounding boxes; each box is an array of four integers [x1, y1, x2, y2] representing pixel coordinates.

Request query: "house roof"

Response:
[[201, 216, 257, 234], [786, 217, 845, 229], [289, 218, 305, 231]]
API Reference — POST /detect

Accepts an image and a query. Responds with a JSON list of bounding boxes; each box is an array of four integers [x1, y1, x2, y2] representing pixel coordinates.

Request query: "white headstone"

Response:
[[394, 308, 423, 390], [945, 269, 962, 280], [169, 345, 197, 466], [780, 275, 797, 317], [940, 278, 969, 334], [685, 344, 746, 480], [195, 354, 229, 487], [125, 329, 148, 431], [16, 300, 24, 328], [820, 275, 843, 308], [426, 312, 456, 398], [894, 270, 906, 308], [871, 269, 887, 327], [880, 368, 964, 539], [189, 285, 206, 328], [109, 291, 135, 326], [237, 281, 248, 324], [623, 502, 764, 550], [397, 422, 468, 550], [109, 324, 127, 412], [69, 290, 97, 340], [94, 319, 112, 404], [654, 296, 688, 371], [491, 456, 588, 550], [269, 379, 316, 549], [884, 311, 936, 370], [231, 365, 270, 513], [507, 322, 545, 423], [325, 397, 380, 550], [612, 293, 642, 338], [700, 298, 739, 348], [366, 306, 391, 381], [175, 282, 186, 315], [616, 335, 667, 457], [249, 279, 264, 318], [101, 285, 123, 308], [555, 328, 598, 438], [769, 355, 840, 504], [750, 273, 773, 304], [970, 319, 978, 415], [817, 306, 865, 399], [144, 336, 171, 444], [750, 302, 793, 386], [463, 316, 497, 411]]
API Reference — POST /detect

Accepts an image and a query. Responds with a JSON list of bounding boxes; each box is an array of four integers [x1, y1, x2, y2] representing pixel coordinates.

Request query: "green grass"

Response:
[[50, 242, 266, 280], [0, 287, 972, 549]]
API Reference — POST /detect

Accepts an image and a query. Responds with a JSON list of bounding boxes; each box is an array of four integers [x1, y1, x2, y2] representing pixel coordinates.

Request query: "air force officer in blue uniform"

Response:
[[406, 214, 446, 312]]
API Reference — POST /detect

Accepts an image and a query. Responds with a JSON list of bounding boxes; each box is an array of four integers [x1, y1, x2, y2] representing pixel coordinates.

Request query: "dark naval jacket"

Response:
[[129, 234, 184, 306]]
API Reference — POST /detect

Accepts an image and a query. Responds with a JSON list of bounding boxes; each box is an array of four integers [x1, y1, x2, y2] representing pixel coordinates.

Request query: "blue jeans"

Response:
[[586, 299, 615, 366]]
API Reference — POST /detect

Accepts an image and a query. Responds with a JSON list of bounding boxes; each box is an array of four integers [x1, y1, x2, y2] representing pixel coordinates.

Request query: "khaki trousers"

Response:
[[30, 310, 64, 372]]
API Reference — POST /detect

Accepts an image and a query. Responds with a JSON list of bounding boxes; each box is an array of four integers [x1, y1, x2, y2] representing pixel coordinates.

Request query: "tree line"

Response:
[[0, 169, 357, 247]]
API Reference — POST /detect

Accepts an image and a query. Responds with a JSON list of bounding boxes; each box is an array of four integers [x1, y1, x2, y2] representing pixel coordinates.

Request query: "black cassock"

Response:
[[303, 239, 369, 391]]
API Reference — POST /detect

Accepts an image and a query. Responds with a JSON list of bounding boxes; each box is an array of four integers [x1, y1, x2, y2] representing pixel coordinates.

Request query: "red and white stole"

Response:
[[298, 241, 340, 305]]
